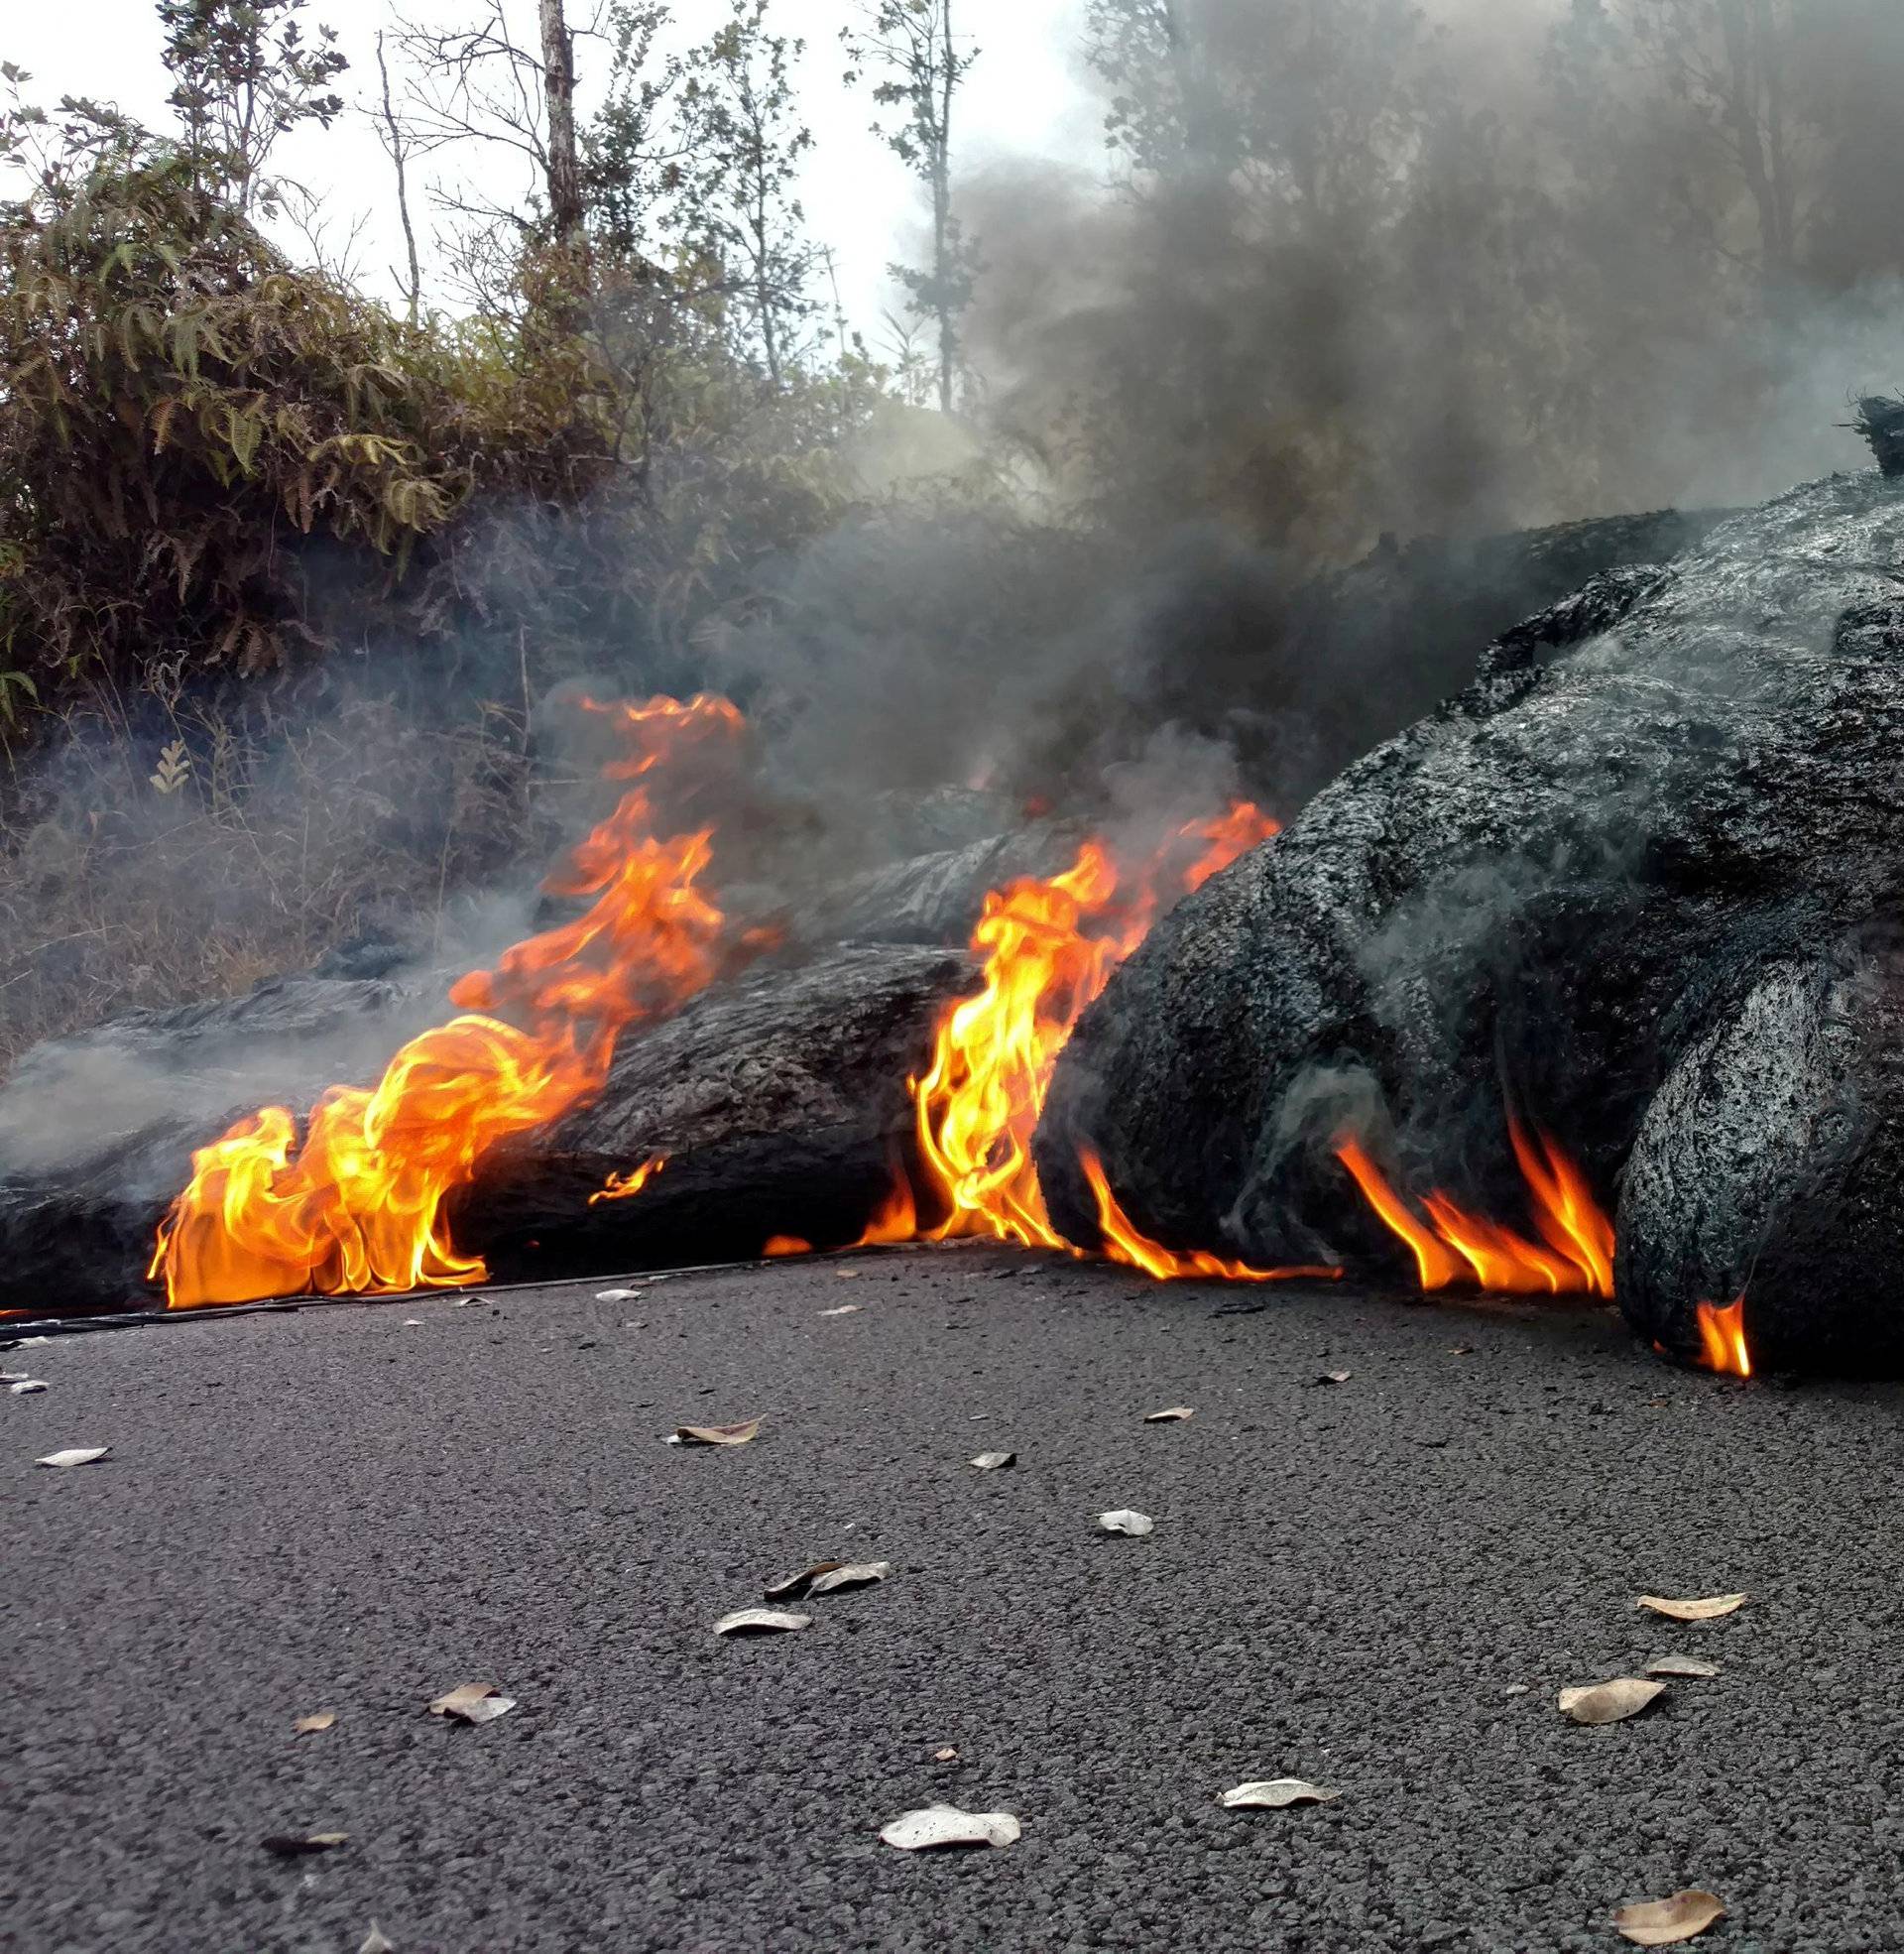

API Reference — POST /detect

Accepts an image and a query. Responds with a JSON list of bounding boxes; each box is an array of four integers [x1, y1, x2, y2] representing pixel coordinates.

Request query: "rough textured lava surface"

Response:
[[1035, 469, 1904, 1371]]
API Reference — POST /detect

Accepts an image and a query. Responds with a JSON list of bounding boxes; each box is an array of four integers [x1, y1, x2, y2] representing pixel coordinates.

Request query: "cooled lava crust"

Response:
[[1037, 468, 1904, 1371]]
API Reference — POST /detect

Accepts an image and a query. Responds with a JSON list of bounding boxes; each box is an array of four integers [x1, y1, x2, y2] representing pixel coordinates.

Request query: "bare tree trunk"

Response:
[[1716, 0, 1790, 283], [1753, 0, 1796, 269], [935, 0, 956, 415], [538, 0, 585, 248], [377, 32, 422, 324]]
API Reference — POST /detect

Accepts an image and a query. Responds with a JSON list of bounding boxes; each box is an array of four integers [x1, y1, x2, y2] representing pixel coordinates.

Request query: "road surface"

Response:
[[6, 1247, 1901, 1952]]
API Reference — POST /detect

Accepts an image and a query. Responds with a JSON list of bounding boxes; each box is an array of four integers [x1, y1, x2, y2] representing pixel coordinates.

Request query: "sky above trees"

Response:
[[6, 0, 1097, 344]]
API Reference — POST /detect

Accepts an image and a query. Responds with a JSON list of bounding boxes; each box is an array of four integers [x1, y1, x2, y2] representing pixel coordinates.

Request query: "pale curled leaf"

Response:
[[806, 1560, 891, 1595], [764, 1560, 843, 1602], [261, 1831, 347, 1857], [36, 1446, 108, 1468], [819, 1303, 863, 1316], [360, 1926, 397, 1954], [1144, 1406, 1195, 1422], [1558, 1678, 1665, 1725], [1636, 1592, 1746, 1622], [1645, 1654, 1721, 1678], [294, 1712, 337, 1734], [1220, 1778, 1339, 1809], [714, 1608, 813, 1636], [10, 1380, 48, 1395], [933, 1746, 960, 1762], [1097, 1509, 1154, 1536], [1613, 1890, 1726, 1945], [668, 1418, 762, 1447], [596, 1287, 641, 1301], [428, 1683, 516, 1724], [969, 1450, 1016, 1470], [1315, 1370, 1352, 1385], [880, 1804, 1020, 1850]]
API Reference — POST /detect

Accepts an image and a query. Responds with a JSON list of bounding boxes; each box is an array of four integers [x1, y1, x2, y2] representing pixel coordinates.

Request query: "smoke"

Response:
[[959, 0, 1901, 542], [11, 0, 1904, 1120]]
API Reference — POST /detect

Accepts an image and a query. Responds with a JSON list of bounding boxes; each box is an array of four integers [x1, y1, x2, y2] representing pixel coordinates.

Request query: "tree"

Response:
[[1546, 0, 1811, 290], [374, 29, 423, 320], [586, 1, 691, 259], [157, 0, 346, 213], [673, 0, 816, 384], [537, 0, 585, 248], [392, 0, 600, 264], [843, 0, 977, 415]]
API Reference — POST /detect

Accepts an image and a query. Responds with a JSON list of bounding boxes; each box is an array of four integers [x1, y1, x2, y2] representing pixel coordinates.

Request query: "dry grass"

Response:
[[0, 697, 536, 1066]]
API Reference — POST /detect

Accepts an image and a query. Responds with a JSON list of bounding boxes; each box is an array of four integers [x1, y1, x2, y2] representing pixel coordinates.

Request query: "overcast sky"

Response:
[[6, 0, 1102, 343]]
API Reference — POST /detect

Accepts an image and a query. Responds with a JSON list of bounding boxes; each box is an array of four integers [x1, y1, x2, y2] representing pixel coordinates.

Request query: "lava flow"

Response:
[[1334, 1119, 1616, 1295], [1694, 1295, 1752, 1377], [150, 695, 746, 1308], [873, 805, 1335, 1282]]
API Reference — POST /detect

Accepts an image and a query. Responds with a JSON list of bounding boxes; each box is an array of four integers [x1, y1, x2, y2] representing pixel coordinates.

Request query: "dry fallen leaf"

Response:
[[880, 1805, 1020, 1851], [667, 1418, 762, 1446], [1097, 1509, 1154, 1536], [837, 1270, 860, 1280], [294, 1712, 337, 1735], [714, 1608, 813, 1636], [806, 1560, 892, 1595], [1220, 1778, 1340, 1809], [1449, 1343, 1476, 1356], [763, 1560, 844, 1602], [969, 1450, 1016, 1471], [10, 1380, 48, 1396], [360, 1926, 397, 1954], [1645, 1654, 1721, 1678], [1558, 1678, 1666, 1725], [1612, 1890, 1726, 1945], [933, 1746, 960, 1763], [596, 1287, 641, 1301], [1144, 1406, 1195, 1422], [1637, 1593, 1746, 1622], [819, 1303, 863, 1317], [261, 1832, 347, 1857], [35, 1446, 108, 1469], [427, 1683, 517, 1725], [1315, 1370, 1352, 1385]]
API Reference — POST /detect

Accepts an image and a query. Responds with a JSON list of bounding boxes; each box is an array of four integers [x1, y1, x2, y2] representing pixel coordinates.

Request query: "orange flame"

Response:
[[1334, 1122, 1615, 1296], [871, 802, 1296, 1278], [587, 1155, 666, 1206], [1694, 1294, 1751, 1377], [1081, 1150, 1342, 1283], [763, 1234, 813, 1258], [151, 696, 745, 1308], [851, 1175, 919, 1247]]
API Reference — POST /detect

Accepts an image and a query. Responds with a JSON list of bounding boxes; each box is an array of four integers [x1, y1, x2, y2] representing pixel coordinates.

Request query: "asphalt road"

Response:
[[7, 1246, 1904, 1954]]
